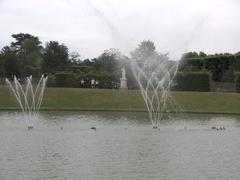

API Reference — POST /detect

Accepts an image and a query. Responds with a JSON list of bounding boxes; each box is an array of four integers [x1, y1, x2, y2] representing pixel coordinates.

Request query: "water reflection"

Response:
[[0, 111, 240, 179]]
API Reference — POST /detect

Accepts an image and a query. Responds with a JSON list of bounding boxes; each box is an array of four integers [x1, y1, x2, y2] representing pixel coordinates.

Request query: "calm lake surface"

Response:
[[0, 111, 240, 180]]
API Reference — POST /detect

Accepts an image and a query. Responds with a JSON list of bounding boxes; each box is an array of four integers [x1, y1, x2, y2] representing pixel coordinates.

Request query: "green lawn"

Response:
[[1, 86, 240, 114]]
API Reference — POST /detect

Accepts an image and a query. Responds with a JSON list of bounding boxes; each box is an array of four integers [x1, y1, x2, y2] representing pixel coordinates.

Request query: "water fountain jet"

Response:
[[131, 54, 179, 128], [5, 75, 48, 129]]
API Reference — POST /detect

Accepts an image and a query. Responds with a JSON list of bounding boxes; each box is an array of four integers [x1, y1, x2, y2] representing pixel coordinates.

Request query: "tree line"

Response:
[[0, 33, 173, 88], [1, 33, 240, 89], [0, 33, 75, 78], [180, 51, 240, 82]]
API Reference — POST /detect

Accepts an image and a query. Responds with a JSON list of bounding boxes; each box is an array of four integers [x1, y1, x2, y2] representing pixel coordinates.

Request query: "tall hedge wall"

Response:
[[175, 71, 211, 92], [235, 72, 240, 92], [180, 55, 238, 82], [54, 72, 77, 87]]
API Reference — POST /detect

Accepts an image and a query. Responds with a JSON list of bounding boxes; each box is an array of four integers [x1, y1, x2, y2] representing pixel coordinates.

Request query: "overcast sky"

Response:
[[0, 0, 240, 60]]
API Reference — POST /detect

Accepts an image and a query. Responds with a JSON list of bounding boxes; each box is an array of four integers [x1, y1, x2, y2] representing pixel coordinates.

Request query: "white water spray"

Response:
[[5, 75, 48, 127], [131, 55, 179, 128]]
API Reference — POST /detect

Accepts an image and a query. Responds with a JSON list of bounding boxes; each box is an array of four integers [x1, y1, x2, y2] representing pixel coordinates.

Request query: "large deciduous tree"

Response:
[[0, 46, 19, 77], [94, 49, 123, 87], [10, 33, 43, 76], [131, 40, 169, 68], [42, 41, 69, 74], [131, 40, 157, 62], [181, 52, 200, 59], [11, 33, 41, 50]]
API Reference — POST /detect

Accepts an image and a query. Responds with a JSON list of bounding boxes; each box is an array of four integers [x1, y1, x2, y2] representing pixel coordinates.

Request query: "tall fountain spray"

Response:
[[131, 54, 178, 128], [5, 75, 48, 128]]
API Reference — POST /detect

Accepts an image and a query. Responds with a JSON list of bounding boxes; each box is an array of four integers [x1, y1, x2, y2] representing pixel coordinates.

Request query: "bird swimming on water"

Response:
[[91, 127, 96, 131]]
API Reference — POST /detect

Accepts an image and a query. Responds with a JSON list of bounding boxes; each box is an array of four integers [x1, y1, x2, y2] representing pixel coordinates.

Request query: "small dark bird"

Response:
[[91, 127, 96, 131], [211, 127, 217, 130], [60, 127, 63, 130], [153, 126, 158, 129], [223, 127, 225, 130], [28, 126, 34, 131], [220, 127, 223, 131]]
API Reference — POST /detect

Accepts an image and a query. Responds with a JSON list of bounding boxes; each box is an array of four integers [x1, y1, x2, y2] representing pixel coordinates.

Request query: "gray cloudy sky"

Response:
[[0, 0, 240, 60]]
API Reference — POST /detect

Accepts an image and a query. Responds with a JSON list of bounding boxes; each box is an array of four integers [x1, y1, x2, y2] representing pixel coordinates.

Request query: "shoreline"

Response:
[[1, 107, 240, 115], [1, 87, 240, 115]]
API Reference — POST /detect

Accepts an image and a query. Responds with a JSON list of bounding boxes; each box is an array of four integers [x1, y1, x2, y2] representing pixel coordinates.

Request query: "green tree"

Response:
[[94, 49, 122, 87], [0, 53, 5, 76], [42, 41, 69, 74], [18, 39, 43, 76], [199, 51, 207, 57], [131, 40, 169, 70], [181, 52, 199, 59], [11, 33, 41, 51], [130, 40, 169, 66], [69, 52, 81, 65], [131, 40, 157, 62], [10, 33, 43, 76], [0, 46, 19, 77]]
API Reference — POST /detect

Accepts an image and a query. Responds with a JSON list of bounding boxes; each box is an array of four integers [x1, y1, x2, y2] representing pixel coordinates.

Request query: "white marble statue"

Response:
[[121, 67, 126, 79], [120, 67, 128, 89]]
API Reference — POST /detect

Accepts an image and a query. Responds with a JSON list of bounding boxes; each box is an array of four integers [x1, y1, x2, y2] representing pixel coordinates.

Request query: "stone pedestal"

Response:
[[120, 78, 128, 89]]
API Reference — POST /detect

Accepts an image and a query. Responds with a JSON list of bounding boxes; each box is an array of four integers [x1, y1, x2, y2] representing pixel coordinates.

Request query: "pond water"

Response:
[[0, 111, 240, 180]]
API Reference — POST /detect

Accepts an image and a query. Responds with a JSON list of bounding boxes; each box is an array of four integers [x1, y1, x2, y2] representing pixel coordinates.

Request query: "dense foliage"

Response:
[[180, 52, 240, 82], [175, 71, 211, 92], [235, 72, 240, 92], [42, 41, 69, 74], [1, 33, 240, 91], [0, 33, 128, 89]]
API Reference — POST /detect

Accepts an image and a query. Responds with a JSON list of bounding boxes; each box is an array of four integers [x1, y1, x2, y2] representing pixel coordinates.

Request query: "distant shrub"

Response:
[[175, 71, 211, 92], [235, 72, 240, 92], [180, 55, 236, 82], [24, 65, 40, 77], [46, 74, 56, 87], [54, 72, 77, 87]]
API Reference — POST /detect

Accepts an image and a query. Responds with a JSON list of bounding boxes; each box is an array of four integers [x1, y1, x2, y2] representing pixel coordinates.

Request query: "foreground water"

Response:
[[0, 111, 240, 180]]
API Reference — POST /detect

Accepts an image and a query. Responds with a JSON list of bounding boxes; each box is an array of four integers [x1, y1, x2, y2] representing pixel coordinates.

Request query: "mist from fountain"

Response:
[[131, 54, 179, 128], [5, 75, 48, 127]]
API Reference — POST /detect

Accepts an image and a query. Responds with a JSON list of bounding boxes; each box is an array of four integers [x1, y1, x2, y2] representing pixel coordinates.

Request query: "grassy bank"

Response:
[[1, 86, 240, 114]]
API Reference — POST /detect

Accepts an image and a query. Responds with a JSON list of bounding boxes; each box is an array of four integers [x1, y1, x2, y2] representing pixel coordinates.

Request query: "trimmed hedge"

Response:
[[180, 55, 237, 82], [54, 72, 77, 87], [175, 71, 211, 92], [46, 70, 116, 88], [24, 65, 40, 77], [47, 74, 56, 87], [235, 72, 240, 92]]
